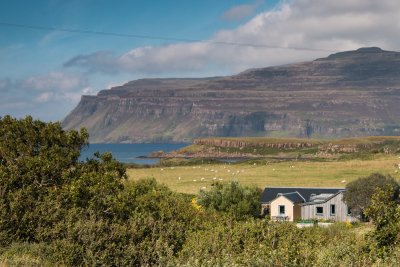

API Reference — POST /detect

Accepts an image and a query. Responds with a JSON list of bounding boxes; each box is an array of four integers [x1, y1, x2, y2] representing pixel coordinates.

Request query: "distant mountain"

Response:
[[62, 47, 400, 143]]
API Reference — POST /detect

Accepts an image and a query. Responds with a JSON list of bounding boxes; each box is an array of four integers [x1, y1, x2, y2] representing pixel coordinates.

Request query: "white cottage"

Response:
[[261, 187, 358, 222], [269, 192, 304, 221]]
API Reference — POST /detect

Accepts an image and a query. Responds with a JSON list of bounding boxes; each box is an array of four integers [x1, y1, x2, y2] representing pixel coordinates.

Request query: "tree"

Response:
[[198, 181, 261, 219], [0, 115, 89, 242], [0, 116, 130, 243], [364, 185, 400, 254], [343, 173, 400, 217], [0, 116, 201, 265]]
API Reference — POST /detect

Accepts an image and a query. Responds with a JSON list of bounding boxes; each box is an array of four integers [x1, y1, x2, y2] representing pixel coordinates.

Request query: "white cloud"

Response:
[[5, 0, 400, 121], [24, 72, 86, 92], [106, 81, 128, 89], [221, 0, 263, 21], [0, 78, 10, 92], [35, 92, 53, 103], [64, 0, 400, 77], [82, 86, 96, 94], [0, 72, 90, 121]]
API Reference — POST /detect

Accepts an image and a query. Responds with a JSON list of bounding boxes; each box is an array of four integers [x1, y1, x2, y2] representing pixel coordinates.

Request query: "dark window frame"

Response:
[[316, 206, 324, 215], [330, 204, 336, 216], [347, 207, 352, 215], [278, 205, 285, 215]]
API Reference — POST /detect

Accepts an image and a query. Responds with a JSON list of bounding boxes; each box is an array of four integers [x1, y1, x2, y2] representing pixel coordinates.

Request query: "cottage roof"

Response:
[[277, 191, 305, 203], [261, 187, 344, 203], [301, 191, 345, 206], [309, 193, 335, 202]]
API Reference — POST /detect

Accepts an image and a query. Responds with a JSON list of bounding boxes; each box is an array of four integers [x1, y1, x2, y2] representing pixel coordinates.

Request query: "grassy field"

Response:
[[127, 154, 400, 194]]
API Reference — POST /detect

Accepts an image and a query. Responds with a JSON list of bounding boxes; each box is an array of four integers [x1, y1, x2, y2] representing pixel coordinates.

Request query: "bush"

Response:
[[343, 173, 400, 217], [3, 116, 400, 266], [198, 181, 261, 219]]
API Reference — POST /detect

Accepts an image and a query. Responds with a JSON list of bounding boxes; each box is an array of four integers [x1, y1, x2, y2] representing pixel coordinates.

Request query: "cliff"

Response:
[[62, 47, 400, 143]]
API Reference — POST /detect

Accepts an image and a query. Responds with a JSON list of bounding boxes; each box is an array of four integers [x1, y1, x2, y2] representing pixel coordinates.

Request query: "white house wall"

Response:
[[270, 195, 297, 221]]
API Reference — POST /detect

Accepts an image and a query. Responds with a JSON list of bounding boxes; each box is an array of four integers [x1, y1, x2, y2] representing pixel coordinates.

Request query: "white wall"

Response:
[[271, 195, 295, 221]]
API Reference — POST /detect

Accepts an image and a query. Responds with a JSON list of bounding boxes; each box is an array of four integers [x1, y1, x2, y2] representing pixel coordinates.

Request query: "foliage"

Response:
[[0, 115, 89, 243], [197, 181, 261, 219], [364, 186, 400, 255], [343, 172, 400, 217], [0, 116, 200, 266], [177, 219, 367, 267], [180, 136, 400, 158], [3, 116, 400, 266]]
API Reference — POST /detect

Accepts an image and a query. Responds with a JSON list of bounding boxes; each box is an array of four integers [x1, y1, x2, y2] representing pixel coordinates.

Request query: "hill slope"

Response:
[[63, 47, 400, 143]]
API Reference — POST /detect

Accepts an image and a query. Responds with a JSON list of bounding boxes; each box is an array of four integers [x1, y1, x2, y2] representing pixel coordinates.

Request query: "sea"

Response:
[[79, 143, 189, 165]]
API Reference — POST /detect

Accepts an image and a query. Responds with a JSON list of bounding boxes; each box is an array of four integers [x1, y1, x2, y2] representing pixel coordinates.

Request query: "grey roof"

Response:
[[310, 193, 335, 202], [261, 187, 344, 203], [301, 191, 345, 206], [276, 192, 305, 203]]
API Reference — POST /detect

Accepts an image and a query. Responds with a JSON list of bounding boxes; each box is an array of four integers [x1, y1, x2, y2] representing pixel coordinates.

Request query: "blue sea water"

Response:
[[79, 143, 189, 165]]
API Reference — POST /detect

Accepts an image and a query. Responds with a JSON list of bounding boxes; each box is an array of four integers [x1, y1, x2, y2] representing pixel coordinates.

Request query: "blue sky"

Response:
[[1, 0, 399, 121], [1, 0, 272, 76]]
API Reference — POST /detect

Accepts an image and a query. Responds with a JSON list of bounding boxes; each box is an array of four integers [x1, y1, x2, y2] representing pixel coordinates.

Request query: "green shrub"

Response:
[[198, 181, 261, 219]]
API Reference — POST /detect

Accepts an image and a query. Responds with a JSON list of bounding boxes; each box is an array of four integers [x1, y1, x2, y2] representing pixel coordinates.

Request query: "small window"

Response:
[[347, 207, 352, 215], [316, 206, 323, 215], [330, 204, 336, 215], [279, 205, 285, 215]]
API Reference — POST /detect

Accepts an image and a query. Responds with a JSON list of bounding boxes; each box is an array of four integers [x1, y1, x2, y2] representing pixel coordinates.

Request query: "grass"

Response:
[[329, 136, 400, 145], [127, 154, 400, 195]]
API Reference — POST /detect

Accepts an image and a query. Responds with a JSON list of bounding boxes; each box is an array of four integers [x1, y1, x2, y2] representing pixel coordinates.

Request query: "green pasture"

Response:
[[127, 154, 400, 194]]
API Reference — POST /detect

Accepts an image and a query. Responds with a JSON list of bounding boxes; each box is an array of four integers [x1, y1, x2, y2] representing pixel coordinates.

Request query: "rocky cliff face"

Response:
[[194, 138, 316, 149], [62, 47, 400, 143]]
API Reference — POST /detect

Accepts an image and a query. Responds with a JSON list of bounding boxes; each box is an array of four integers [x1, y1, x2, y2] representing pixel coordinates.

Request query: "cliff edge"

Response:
[[62, 47, 400, 143]]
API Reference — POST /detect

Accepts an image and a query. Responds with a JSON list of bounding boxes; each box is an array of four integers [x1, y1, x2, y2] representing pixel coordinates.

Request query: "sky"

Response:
[[1, 0, 400, 121]]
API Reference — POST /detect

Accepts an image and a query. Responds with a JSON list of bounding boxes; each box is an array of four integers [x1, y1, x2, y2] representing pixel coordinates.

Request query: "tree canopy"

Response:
[[343, 172, 400, 217], [198, 181, 261, 219], [364, 185, 400, 254], [3, 116, 400, 266], [0, 116, 200, 265]]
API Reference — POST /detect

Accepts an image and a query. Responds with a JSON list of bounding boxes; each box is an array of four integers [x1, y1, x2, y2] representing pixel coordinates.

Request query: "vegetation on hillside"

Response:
[[2, 116, 400, 266], [167, 136, 400, 159]]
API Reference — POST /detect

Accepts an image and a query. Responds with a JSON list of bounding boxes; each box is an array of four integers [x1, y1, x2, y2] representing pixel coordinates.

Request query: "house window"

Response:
[[330, 204, 336, 215], [316, 206, 323, 215], [347, 207, 352, 215], [279, 205, 285, 215]]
